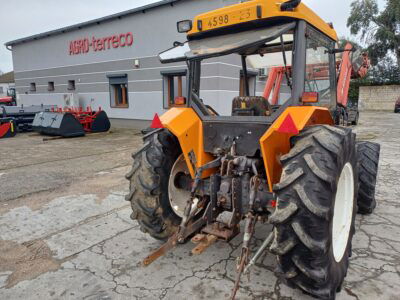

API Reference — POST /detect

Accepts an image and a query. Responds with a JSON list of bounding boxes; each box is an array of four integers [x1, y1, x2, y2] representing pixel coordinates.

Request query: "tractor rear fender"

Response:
[[160, 106, 333, 187], [260, 106, 333, 192], [160, 107, 215, 178]]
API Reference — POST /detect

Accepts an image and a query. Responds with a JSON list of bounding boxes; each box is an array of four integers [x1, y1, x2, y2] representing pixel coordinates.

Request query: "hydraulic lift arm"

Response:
[[337, 43, 370, 108]]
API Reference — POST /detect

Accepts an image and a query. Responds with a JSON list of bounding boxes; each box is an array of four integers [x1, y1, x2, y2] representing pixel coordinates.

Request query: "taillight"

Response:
[[302, 92, 319, 103], [150, 113, 164, 129], [174, 97, 187, 106]]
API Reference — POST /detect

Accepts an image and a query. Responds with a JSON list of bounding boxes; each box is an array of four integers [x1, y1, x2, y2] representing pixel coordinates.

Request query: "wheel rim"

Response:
[[332, 162, 355, 262], [168, 154, 195, 218]]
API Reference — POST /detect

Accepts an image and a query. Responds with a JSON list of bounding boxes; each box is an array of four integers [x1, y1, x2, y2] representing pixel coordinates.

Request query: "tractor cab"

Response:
[[160, 0, 338, 121], [158, 0, 337, 183]]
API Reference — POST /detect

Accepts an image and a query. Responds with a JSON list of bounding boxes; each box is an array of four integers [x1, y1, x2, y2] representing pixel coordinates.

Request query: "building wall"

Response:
[[359, 85, 400, 111], [11, 0, 254, 121]]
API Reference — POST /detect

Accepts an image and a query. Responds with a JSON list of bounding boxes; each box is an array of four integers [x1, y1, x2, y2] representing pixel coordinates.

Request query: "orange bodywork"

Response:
[[160, 106, 333, 191], [260, 106, 333, 191], [160, 107, 215, 178], [188, 0, 338, 41]]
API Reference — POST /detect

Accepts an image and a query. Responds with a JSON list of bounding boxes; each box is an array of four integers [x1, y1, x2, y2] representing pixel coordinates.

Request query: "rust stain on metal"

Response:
[[191, 235, 218, 255], [142, 234, 178, 267], [191, 234, 206, 244], [202, 223, 239, 241]]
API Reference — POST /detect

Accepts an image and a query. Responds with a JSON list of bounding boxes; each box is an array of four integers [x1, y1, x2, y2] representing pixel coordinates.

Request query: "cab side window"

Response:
[[305, 27, 336, 107]]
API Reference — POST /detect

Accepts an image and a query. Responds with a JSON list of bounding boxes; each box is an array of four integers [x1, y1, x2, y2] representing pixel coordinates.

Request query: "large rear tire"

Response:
[[125, 129, 181, 240], [270, 125, 357, 300], [356, 141, 380, 214]]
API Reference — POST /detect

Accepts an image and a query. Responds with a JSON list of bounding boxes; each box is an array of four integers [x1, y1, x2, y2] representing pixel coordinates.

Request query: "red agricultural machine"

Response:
[[0, 88, 17, 107], [264, 42, 370, 125], [0, 97, 15, 107], [0, 118, 17, 139], [32, 106, 111, 137]]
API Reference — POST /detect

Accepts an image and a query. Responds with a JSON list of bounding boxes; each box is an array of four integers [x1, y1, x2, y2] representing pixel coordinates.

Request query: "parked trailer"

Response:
[[1, 105, 55, 132]]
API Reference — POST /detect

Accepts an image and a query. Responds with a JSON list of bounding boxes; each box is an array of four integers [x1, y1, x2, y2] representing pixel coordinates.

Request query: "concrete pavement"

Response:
[[0, 112, 399, 300]]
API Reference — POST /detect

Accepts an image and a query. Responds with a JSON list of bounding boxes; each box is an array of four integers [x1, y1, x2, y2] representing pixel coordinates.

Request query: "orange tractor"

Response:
[[126, 1, 380, 299]]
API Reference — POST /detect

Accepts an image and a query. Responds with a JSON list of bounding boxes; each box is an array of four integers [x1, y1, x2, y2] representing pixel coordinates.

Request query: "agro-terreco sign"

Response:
[[69, 32, 134, 55]]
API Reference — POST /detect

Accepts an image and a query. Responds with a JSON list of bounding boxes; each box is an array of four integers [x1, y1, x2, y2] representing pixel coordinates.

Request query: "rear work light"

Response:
[[177, 20, 193, 33], [174, 97, 186, 106], [302, 92, 319, 103]]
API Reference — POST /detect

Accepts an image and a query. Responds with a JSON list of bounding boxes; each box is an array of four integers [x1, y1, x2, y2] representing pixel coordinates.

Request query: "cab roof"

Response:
[[188, 0, 338, 42]]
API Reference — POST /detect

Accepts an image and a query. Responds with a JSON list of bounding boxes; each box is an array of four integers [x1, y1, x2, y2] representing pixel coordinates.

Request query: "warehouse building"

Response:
[[5, 0, 289, 128]]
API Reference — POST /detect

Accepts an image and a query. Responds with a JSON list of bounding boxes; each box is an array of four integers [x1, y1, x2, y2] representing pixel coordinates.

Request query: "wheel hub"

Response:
[[332, 162, 355, 262], [168, 154, 195, 218]]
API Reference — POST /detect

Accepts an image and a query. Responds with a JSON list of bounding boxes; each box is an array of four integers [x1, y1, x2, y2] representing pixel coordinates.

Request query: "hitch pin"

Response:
[[244, 232, 274, 274]]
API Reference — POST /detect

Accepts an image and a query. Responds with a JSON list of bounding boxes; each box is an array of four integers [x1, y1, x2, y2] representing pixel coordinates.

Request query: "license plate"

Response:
[[203, 7, 258, 31]]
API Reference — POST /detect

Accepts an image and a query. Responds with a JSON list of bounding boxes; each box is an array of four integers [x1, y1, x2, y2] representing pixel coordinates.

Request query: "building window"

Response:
[[107, 74, 128, 108], [0, 87, 3, 94], [68, 80, 76, 91], [30, 83, 36, 92], [48, 82, 55, 92], [161, 70, 187, 108]]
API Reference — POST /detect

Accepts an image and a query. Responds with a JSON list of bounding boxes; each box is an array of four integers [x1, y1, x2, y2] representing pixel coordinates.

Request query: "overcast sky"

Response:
[[0, 0, 386, 73]]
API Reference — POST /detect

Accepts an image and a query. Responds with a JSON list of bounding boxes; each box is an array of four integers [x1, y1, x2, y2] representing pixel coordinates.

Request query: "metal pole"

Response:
[[244, 231, 274, 274], [241, 55, 250, 97], [291, 20, 307, 105]]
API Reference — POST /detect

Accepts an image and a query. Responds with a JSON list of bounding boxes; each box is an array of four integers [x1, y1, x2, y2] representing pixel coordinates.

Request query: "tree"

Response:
[[348, 0, 400, 67]]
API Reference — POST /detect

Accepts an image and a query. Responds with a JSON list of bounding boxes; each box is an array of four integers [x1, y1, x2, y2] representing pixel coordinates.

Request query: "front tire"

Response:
[[351, 112, 359, 126], [125, 129, 181, 240], [270, 125, 357, 299]]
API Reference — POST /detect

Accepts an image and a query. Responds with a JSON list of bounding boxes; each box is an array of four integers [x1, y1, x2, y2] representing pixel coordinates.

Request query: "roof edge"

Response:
[[5, 0, 183, 47], [0, 71, 15, 84]]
